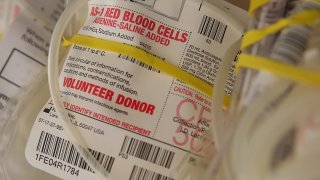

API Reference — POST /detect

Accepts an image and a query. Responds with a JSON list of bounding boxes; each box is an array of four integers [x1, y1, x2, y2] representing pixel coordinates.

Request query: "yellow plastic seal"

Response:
[[237, 54, 320, 86]]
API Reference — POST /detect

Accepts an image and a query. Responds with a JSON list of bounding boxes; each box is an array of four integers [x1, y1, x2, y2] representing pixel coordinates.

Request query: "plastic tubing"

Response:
[[201, 39, 241, 180], [211, 39, 241, 148], [234, 87, 320, 180], [203, 16, 246, 179], [48, 1, 110, 179], [208, 0, 248, 148]]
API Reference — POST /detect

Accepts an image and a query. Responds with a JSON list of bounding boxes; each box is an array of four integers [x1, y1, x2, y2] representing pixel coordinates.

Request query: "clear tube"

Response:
[[202, 39, 241, 180], [211, 39, 241, 148], [201, 2, 248, 179], [48, 1, 110, 179]]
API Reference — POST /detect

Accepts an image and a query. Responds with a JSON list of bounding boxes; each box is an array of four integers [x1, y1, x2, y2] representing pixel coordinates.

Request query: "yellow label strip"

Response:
[[237, 54, 320, 86], [241, 10, 320, 50], [63, 35, 231, 101]]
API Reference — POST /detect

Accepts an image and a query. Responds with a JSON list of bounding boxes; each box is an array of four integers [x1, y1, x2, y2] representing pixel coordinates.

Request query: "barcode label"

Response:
[[36, 131, 115, 173], [129, 165, 174, 180], [198, 15, 227, 43], [119, 54, 160, 73], [271, 26, 311, 64], [120, 136, 175, 169]]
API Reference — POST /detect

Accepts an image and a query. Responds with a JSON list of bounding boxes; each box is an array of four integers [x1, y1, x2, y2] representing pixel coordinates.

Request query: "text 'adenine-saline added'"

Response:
[[90, 7, 189, 46]]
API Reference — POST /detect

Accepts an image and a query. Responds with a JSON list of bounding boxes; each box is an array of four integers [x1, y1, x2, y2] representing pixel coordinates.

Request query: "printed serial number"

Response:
[[35, 154, 80, 176], [38, 118, 64, 131]]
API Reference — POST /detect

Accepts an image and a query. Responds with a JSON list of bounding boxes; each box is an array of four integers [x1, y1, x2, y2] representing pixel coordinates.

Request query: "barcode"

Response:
[[119, 54, 160, 73], [36, 131, 115, 173], [120, 136, 175, 169], [129, 165, 174, 180], [198, 15, 227, 43], [271, 25, 311, 64]]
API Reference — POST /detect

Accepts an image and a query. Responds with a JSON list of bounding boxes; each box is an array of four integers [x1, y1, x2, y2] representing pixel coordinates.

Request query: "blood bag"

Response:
[[1, 0, 248, 179]]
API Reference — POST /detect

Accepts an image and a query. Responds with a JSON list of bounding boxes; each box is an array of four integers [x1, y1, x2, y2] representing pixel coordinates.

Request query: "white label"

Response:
[[25, 0, 243, 179], [0, 13, 50, 113], [0, 0, 64, 113]]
